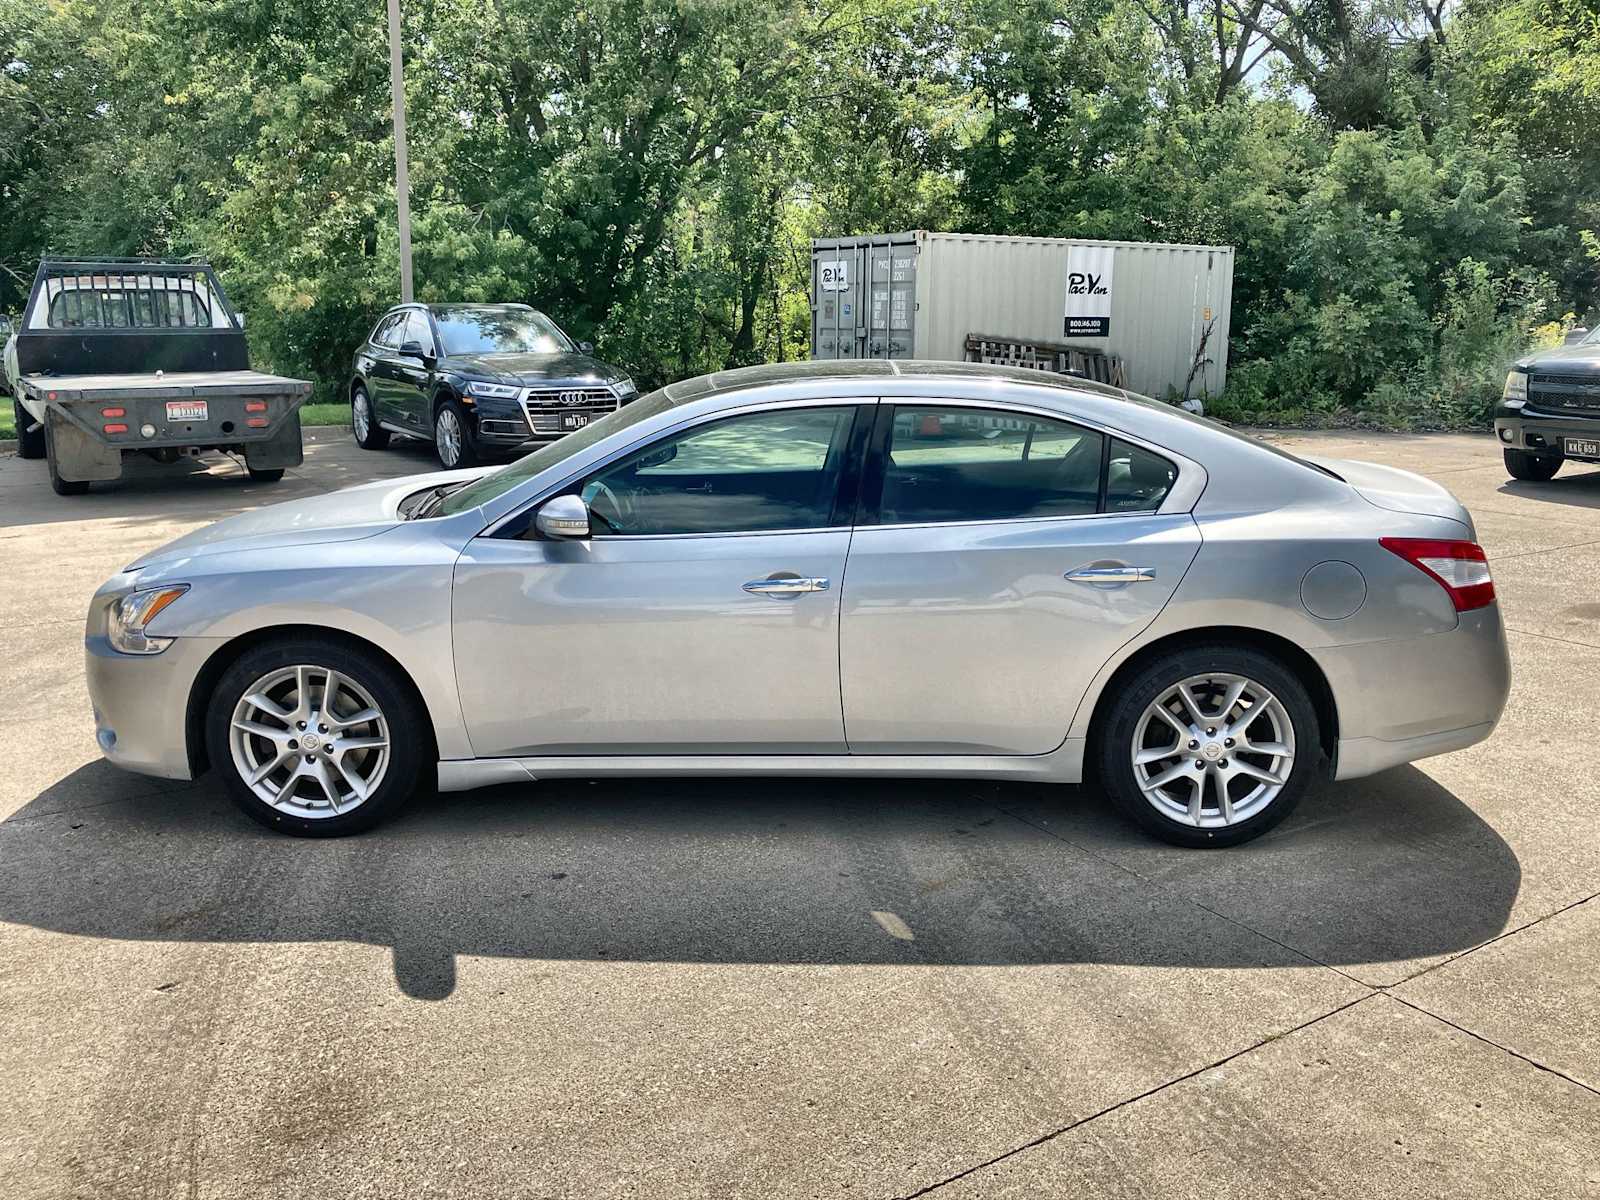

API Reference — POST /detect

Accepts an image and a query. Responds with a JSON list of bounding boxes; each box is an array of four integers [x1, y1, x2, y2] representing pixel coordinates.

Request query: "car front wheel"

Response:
[[433, 399, 479, 469], [1503, 447, 1561, 482], [206, 637, 429, 837], [1095, 645, 1319, 848]]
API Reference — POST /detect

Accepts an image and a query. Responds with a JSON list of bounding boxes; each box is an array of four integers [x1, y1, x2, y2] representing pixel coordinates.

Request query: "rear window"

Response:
[[48, 286, 212, 329], [870, 405, 1177, 524]]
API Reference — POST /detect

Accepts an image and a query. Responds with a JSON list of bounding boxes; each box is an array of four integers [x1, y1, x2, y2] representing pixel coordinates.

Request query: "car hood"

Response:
[[1309, 456, 1474, 534], [124, 467, 490, 572], [442, 351, 626, 387], [1516, 344, 1600, 373]]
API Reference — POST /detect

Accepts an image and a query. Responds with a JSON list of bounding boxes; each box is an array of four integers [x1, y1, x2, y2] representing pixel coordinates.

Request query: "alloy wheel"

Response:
[[353, 390, 371, 440], [435, 408, 462, 466], [1130, 672, 1295, 829], [229, 664, 391, 819]]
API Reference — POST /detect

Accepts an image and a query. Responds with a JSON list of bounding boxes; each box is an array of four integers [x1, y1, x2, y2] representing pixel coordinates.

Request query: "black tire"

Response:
[[247, 466, 285, 483], [205, 636, 430, 837], [351, 384, 390, 450], [432, 397, 479, 469], [1094, 644, 1320, 848], [14, 400, 45, 459], [1503, 447, 1561, 482], [44, 422, 90, 495]]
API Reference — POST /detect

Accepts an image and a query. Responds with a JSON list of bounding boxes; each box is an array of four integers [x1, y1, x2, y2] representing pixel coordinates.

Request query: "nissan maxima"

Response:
[[86, 362, 1511, 847]]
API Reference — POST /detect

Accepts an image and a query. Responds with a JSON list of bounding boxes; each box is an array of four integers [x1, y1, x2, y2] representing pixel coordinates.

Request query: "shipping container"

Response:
[[810, 231, 1235, 400]]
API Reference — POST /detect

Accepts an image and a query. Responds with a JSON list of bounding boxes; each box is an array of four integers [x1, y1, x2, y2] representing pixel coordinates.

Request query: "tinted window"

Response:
[[877, 406, 1104, 524], [577, 407, 857, 535], [1105, 438, 1176, 512], [402, 311, 435, 355], [371, 313, 404, 348], [435, 307, 572, 356]]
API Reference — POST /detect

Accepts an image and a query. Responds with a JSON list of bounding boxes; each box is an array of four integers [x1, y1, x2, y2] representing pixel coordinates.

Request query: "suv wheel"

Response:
[[14, 400, 45, 459], [1095, 645, 1319, 848], [352, 385, 390, 450], [1503, 447, 1562, 482], [433, 399, 479, 469], [205, 637, 429, 837]]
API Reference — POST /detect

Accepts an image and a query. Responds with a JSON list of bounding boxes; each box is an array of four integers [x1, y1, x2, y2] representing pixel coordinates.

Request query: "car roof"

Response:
[[661, 359, 1132, 406]]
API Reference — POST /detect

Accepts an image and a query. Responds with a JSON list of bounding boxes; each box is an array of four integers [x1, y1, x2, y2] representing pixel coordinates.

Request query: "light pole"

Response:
[[386, 0, 415, 302]]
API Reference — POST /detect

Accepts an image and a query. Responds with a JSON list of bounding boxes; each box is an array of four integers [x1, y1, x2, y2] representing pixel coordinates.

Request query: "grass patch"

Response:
[[1, 398, 350, 440], [298, 401, 350, 427]]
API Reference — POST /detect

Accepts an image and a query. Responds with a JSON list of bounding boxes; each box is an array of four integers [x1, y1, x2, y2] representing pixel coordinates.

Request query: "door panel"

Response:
[[452, 531, 851, 756], [839, 513, 1202, 754], [395, 311, 435, 428]]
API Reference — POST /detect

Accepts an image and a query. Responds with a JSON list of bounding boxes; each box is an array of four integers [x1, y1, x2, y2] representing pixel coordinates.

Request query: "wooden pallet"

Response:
[[964, 333, 1125, 387]]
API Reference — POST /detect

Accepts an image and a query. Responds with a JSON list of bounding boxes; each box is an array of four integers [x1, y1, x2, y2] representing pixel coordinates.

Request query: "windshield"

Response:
[[439, 390, 675, 516], [434, 307, 573, 357]]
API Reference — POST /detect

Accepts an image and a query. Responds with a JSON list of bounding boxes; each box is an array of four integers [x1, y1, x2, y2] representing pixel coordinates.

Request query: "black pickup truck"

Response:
[[1495, 325, 1600, 481], [4, 258, 311, 495]]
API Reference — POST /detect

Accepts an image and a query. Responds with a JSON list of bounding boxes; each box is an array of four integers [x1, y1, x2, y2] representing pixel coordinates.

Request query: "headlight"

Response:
[[615, 378, 638, 398], [1503, 370, 1528, 402], [466, 381, 521, 400], [108, 584, 189, 654]]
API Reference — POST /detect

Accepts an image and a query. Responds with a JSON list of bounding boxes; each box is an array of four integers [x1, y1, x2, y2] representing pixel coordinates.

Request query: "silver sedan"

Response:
[[86, 362, 1511, 847]]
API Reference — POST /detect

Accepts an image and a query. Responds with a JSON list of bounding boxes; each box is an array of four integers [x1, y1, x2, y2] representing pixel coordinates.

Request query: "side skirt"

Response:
[[436, 739, 1087, 793]]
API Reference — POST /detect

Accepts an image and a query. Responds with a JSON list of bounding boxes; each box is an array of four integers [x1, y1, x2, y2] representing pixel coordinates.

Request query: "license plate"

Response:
[[561, 412, 591, 431], [1564, 437, 1600, 458], [165, 400, 208, 422]]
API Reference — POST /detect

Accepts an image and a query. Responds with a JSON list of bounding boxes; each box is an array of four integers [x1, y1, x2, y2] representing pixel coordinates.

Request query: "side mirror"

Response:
[[578, 340, 595, 355], [637, 443, 678, 469], [535, 494, 591, 539], [399, 339, 429, 360]]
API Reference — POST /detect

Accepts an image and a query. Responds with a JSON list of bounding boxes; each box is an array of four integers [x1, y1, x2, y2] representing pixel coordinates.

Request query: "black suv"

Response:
[[348, 303, 637, 468], [1495, 324, 1600, 481]]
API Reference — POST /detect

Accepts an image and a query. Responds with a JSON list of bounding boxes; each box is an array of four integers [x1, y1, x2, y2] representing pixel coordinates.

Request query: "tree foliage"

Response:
[[1, 0, 1595, 425]]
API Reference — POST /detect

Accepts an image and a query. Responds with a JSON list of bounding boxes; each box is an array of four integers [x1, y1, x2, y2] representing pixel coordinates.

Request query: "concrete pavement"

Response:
[[1, 428, 1597, 1198]]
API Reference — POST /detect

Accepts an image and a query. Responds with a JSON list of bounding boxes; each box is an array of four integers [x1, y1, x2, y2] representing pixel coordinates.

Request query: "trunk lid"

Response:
[[1308, 456, 1476, 535]]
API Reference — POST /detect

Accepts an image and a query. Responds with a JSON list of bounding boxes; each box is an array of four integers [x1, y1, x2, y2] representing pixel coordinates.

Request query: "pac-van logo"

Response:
[[1067, 272, 1109, 296]]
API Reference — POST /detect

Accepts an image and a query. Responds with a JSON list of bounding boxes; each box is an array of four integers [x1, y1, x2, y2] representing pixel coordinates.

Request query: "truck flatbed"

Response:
[[17, 369, 313, 402]]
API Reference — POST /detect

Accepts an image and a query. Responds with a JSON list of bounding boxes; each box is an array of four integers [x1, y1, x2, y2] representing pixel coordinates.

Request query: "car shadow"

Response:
[[1500, 463, 1600, 510], [0, 763, 1519, 1000]]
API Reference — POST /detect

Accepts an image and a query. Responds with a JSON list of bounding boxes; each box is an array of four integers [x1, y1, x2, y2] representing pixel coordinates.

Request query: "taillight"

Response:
[[244, 400, 268, 413], [101, 406, 126, 418], [103, 423, 129, 434], [1380, 537, 1495, 612]]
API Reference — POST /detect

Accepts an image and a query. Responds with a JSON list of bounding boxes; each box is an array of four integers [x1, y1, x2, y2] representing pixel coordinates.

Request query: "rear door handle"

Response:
[[1065, 565, 1157, 585], [742, 576, 831, 599]]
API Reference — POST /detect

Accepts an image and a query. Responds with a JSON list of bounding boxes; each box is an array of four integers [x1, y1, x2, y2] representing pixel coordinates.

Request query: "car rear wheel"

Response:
[[14, 400, 45, 459], [1503, 447, 1562, 482], [352, 385, 390, 450], [433, 399, 479, 469], [206, 637, 429, 837], [1095, 645, 1319, 848]]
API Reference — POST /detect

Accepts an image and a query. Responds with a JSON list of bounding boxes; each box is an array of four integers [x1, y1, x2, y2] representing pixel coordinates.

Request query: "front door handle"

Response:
[[742, 575, 831, 599], [1065, 565, 1157, 585]]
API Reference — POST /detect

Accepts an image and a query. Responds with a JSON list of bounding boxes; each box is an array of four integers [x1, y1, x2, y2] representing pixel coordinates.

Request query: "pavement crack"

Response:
[[890, 993, 1376, 1200], [1385, 993, 1600, 1099], [1504, 627, 1600, 652], [1373, 890, 1600, 991]]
